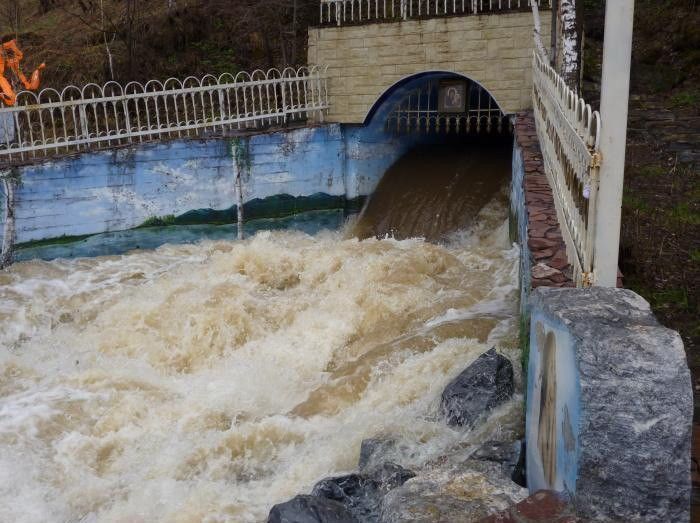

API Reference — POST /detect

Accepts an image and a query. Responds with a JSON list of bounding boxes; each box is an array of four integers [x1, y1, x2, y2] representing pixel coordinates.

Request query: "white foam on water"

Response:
[[0, 196, 521, 523]]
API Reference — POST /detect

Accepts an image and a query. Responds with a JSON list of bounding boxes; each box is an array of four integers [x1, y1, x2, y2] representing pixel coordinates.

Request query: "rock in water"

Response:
[[267, 495, 356, 523], [311, 475, 380, 522], [440, 348, 514, 427], [358, 438, 397, 472], [372, 462, 416, 493], [471, 440, 523, 483], [311, 463, 415, 522], [378, 460, 527, 523]]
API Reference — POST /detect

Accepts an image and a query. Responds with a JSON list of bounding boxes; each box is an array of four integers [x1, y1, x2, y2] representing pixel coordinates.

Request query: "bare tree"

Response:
[[99, 0, 116, 79], [61, 0, 146, 81]]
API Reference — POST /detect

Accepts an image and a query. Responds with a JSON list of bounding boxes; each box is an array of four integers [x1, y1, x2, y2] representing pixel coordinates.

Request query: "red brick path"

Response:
[[479, 490, 579, 523], [514, 112, 575, 289]]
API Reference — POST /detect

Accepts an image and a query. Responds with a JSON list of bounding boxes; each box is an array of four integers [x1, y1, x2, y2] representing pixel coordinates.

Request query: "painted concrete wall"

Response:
[[239, 126, 346, 202], [526, 287, 692, 521], [526, 306, 579, 495], [0, 125, 427, 249], [0, 71, 453, 253], [308, 12, 551, 123], [5, 129, 348, 246], [510, 140, 532, 318], [9, 140, 234, 244]]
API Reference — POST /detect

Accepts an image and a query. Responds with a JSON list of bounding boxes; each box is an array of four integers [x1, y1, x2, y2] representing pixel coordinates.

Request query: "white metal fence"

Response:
[[531, 11, 601, 287], [0, 66, 329, 166], [320, 0, 550, 25]]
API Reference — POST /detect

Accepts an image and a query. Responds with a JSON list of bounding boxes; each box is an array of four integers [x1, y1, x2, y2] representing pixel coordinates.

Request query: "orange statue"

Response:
[[0, 39, 45, 106]]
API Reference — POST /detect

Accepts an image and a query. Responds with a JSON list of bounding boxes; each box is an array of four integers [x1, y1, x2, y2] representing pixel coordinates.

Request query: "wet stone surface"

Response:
[[472, 439, 525, 486], [310, 463, 416, 522], [478, 490, 579, 523], [267, 495, 355, 523], [379, 460, 527, 523], [440, 348, 514, 428]]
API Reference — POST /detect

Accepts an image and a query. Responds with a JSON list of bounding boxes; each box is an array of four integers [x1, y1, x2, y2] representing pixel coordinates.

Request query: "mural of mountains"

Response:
[[145, 193, 364, 227]]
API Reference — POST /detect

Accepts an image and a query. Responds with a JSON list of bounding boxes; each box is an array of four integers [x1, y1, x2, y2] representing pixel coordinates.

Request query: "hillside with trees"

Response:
[[0, 0, 316, 88]]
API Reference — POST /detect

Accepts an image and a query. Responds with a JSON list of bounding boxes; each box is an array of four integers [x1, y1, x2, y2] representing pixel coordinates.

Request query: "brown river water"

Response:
[[0, 143, 520, 522]]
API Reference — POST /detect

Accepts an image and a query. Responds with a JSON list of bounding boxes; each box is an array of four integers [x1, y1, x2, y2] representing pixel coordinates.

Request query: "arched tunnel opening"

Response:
[[350, 72, 514, 242]]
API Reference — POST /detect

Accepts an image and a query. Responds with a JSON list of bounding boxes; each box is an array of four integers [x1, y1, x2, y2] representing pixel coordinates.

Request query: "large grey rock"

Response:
[[267, 495, 356, 523], [440, 348, 514, 427], [371, 462, 416, 493], [312, 475, 379, 522], [378, 459, 527, 523], [527, 287, 692, 522], [311, 463, 415, 522]]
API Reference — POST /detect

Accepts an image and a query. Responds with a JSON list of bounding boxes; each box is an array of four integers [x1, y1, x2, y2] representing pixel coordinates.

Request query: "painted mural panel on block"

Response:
[[14, 140, 235, 244], [9, 102, 436, 257], [241, 125, 346, 202]]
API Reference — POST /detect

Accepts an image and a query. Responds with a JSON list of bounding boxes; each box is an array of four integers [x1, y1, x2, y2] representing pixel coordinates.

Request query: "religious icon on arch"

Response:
[[438, 80, 466, 113]]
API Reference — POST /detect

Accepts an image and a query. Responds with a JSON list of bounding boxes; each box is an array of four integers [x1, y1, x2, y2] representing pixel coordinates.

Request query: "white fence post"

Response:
[[593, 0, 634, 287]]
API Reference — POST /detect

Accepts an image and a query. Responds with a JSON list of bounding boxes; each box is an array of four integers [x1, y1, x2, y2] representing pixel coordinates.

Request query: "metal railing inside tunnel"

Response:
[[531, 7, 602, 287], [386, 80, 510, 135], [320, 0, 550, 25], [0, 66, 329, 166]]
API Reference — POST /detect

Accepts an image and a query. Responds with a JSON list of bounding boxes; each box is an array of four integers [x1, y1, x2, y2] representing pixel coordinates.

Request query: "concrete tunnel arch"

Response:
[[362, 70, 509, 128], [342, 70, 515, 204]]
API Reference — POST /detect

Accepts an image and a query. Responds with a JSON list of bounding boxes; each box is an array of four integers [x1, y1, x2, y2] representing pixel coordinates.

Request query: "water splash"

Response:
[[0, 145, 520, 522]]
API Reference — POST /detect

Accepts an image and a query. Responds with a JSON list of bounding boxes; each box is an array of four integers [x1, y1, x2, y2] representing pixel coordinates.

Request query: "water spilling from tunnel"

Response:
[[0, 142, 522, 522], [353, 143, 511, 242]]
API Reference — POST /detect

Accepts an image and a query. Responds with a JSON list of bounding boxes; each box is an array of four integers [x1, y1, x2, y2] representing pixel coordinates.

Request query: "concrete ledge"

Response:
[[526, 286, 692, 522]]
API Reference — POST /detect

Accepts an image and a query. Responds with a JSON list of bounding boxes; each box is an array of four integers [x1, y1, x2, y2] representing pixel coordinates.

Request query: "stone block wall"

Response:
[[308, 12, 551, 123], [527, 287, 692, 522]]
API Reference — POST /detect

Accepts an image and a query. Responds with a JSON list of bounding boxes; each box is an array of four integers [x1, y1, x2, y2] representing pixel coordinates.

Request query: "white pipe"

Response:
[[593, 0, 634, 287]]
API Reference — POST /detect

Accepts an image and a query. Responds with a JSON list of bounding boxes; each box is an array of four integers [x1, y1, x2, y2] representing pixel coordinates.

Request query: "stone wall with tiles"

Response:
[[308, 11, 551, 123], [512, 112, 573, 292], [510, 111, 574, 360]]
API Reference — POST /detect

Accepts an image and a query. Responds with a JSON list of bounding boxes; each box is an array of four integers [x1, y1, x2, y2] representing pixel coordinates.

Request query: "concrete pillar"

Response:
[[1, 172, 17, 268], [593, 0, 634, 287]]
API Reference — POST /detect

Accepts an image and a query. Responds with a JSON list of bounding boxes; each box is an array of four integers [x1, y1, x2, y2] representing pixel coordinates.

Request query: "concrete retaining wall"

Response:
[[0, 119, 427, 261], [6, 140, 235, 245]]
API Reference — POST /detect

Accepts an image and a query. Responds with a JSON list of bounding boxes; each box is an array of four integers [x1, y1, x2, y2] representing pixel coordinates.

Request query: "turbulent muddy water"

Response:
[[0, 143, 521, 522]]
